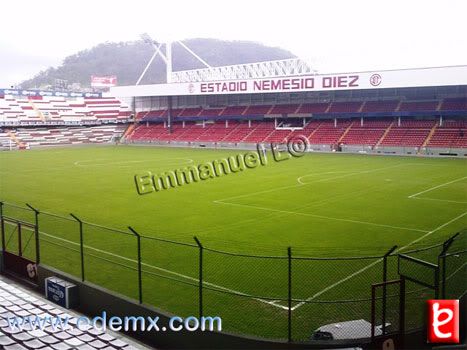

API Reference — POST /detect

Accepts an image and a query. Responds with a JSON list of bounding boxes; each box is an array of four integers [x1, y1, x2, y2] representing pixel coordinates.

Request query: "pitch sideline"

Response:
[[39, 231, 289, 310]]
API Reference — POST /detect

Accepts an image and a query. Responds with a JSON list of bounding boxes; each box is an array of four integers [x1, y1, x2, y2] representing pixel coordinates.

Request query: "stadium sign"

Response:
[[110, 65, 467, 97], [0, 88, 102, 98], [91, 75, 117, 88], [45, 277, 78, 308], [197, 75, 360, 93]]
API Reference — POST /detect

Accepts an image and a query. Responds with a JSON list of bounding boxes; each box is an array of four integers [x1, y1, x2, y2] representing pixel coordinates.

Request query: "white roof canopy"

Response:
[[111, 65, 467, 98]]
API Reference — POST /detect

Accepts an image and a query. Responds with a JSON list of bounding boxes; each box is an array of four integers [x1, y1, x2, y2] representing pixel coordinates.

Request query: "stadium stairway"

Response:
[[7, 131, 24, 148], [379, 120, 435, 147], [421, 122, 439, 148], [306, 121, 323, 139], [375, 121, 394, 147], [28, 101, 46, 122], [427, 120, 467, 148], [395, 101, 402, 112], [237, 124, 260, 142], [337, 122, 354, 144], [0, 274, 148, 349], [122, 124, 137, 140]]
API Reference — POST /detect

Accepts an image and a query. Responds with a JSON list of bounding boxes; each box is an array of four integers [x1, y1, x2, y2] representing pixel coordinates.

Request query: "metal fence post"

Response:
[[438, 232, 459, 299], [0, 202, 5, 253], [383, 245, 397, 282], [371, 285, 376, 340], [25, 203, 40, 264], [399, 277, 406, 342], [441, 255, 447, 299], [382, 245, 397, 335], [434, 268, 440, 299], [288, 246, 292, 343], [18, 223, 22, 257], [194, 236, 203, 319], [0, 202, 4, 273], [128, 226, 143, 304], [70, 213, 85, 282]]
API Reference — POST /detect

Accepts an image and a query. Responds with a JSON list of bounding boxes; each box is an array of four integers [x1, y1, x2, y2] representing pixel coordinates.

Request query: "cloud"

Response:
[[1, 0, 466, 86]]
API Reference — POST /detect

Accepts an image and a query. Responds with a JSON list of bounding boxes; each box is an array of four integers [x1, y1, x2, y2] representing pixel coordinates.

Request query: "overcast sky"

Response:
[[1, 0, 466, 87]]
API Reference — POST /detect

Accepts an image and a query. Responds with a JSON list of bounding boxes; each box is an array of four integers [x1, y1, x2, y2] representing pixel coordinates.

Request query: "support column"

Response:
[[167, 96, 173, 133], [166, 42, 172, 83]]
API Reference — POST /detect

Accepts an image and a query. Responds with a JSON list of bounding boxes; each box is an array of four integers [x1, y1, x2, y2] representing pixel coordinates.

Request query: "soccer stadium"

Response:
[[0, 2, 466, 350]]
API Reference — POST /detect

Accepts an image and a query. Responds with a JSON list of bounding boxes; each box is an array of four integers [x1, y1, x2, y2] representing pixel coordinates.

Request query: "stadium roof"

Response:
[[111, 65, 467, 98]]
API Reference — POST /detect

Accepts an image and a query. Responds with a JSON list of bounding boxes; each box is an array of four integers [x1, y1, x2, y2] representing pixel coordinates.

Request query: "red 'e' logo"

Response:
[[427, 300, 459, 343]]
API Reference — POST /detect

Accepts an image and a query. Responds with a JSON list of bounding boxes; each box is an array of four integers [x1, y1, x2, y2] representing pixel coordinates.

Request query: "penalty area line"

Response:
[[214, 201, 429, 233], [215, 163, 407, 203], [290, 211, 467, 311], [408, 176, 467, 199], [409, 197, 467, 205]]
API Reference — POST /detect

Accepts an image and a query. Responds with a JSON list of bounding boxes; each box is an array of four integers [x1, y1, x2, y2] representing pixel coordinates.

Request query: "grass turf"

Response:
[[0, 145, 466, 340]]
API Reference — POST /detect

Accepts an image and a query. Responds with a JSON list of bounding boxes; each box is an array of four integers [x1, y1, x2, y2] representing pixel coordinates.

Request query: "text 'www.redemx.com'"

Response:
[[8, 312, 222, 333]]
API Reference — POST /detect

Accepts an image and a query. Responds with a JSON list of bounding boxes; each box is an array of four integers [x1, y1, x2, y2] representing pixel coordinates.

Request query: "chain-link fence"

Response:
[[0, 201, 465, 343]]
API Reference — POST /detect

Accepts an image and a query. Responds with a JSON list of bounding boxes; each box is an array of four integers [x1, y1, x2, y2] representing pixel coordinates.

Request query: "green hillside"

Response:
[[20, 39, 295, 88]]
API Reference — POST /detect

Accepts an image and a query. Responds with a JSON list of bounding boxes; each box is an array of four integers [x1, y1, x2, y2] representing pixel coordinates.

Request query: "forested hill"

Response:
[[21, 38, 295, 88]]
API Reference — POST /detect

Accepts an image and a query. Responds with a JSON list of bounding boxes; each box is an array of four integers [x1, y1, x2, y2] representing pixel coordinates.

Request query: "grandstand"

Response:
[[0, 95, 131, 126], [1, 100, 466, 153], [125, 101, 466, 153], [1, 66, 466, 155], [108, 65, 467, 156], [126, 116, 466, 150], [0, 93, 131, 150]]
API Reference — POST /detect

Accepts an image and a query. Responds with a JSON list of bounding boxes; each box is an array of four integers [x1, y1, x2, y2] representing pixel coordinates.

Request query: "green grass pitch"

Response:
[[0, 145, 466, 340]]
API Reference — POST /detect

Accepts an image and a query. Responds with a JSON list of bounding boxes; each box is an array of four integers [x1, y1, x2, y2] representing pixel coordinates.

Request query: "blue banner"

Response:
[[0, 88, 102, 98]]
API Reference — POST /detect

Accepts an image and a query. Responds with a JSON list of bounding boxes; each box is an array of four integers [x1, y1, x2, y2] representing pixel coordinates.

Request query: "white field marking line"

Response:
[[40, 231, 288, 310], [214, 162, 455, 234], [410, 197, 467, 205], [73, 158, 194, 167], [215, 201, 428, 233], [0, 158, 195, 174], [0, 166, 73, 174], [215, 163, 408, 204], [297, 163, 410, 185], [206, 170, 372, 234], [207, 182, 384, 236], [297, 171, 349, 185], [290, 211, 467, 311], [446, 262, 467, 281], [408, 176, 467, 199], [72, 157, 116, 164]]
